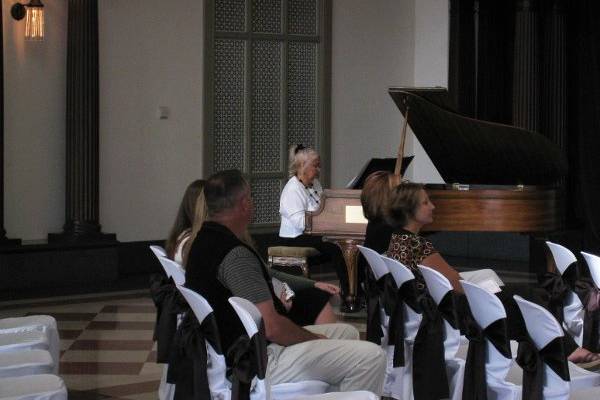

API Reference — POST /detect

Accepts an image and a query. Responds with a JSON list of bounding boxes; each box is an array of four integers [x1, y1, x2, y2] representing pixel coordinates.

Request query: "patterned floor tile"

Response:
[[69, 340, 154, 351], [86, 321, 155, 330], [92, 313, 156, 322], [61, 350, 153, 363], [59, 361, 144, 375], [63, 374, 162, 391], [78, 329, 154, 341]]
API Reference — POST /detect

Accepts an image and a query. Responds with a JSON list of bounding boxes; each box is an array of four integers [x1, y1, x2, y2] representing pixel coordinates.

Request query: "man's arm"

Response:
[[254, 298, 325, 345]]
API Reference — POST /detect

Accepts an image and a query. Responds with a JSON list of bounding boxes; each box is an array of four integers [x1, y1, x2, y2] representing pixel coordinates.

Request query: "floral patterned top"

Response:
[[385, 229, 437, 275]]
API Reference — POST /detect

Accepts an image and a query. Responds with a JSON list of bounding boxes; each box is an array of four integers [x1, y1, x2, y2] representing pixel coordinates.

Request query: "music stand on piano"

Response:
[[346, 157, 414, 189]]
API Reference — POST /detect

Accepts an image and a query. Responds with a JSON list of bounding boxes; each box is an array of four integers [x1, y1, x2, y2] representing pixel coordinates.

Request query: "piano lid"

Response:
[[388, 87, 568, 186]]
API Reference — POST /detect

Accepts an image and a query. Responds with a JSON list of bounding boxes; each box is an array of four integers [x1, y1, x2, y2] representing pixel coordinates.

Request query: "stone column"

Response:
[[512, 0, 540, 132], [49, 0, 114, 242], [0, 4, 20, 247]]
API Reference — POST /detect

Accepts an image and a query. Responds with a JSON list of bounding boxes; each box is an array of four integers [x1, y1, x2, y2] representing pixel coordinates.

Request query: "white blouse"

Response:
[[279, 176, 323, 238]]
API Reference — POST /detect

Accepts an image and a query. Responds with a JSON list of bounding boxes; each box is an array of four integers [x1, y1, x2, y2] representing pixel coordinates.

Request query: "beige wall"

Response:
[[98, 0, 204, 241], [4, 0, 448, 241], [3, 0, 67, 241]]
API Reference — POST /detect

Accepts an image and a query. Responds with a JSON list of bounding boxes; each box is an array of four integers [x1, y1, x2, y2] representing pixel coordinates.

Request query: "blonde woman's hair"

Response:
[[288, 144, 319, 178], [387, 181, 425, 228], [181, 189, 208, 267], [360, 171, 400, 221]]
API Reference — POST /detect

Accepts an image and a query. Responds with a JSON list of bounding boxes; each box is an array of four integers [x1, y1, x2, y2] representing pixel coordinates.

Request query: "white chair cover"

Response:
[[150, 245, 167, 259], [357, 245, 389, 280], [417, 266, 465, 400], [0, 374, 67, 400], [581, 251, 600, 288], [378, 256, 423, 399], [158, 256, 186, 285], [177, 286, 230, 400], [0, 350, 54, 379], [0, 330, 49, 354], [514, 296, 600, 399], [461, 280, 520, 400], [0, 316, 59, 374], [546, 241, 585, 346], [229, 296, 329, 400]]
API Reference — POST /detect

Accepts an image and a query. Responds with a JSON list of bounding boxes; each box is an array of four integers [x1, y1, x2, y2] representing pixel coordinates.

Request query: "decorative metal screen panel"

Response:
[[251, 178, 282, 224], [251, 41, 282, 173], [288, 0, 317, 35], [287, 41, 317, 149], [252, 0, 282, 33], [215, 0, 246, 32], [214, 39, 246, 172]]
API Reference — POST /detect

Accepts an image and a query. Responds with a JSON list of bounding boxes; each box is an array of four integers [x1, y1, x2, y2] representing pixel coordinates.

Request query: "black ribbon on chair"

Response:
[[167, 312, 223, 400], [541, 262, 600, 352], [462, 317, 512, 400], [437, 291, 459, 330], [387, 278, 422, 368], [539, 270, 570, 326], [365, 273, 397, 344], [569, 275, 600, 352], [412, 292, 450, 400], [149, 274, 189, 363], [515, 336, 570, 400], [227, 320, 268, 400], [365, 275, 384, 344]]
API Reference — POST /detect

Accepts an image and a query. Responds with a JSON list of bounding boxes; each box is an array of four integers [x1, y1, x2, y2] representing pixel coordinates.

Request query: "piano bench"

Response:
[[267, 246, 322, 278]]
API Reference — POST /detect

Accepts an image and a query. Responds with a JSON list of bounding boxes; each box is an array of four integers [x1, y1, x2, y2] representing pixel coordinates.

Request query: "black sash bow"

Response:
[[227, 320, 268, 400], [167, 312, 223, 400], [412, 292, 450, 400], [149, 274, 189, 363], [462, 317, 512, 400], [365, 273, 397, 344], [387, 279, 421, 367], [515, 336, 570, 400], [541, 262, 600, 352], [539, 270, 570, 326]]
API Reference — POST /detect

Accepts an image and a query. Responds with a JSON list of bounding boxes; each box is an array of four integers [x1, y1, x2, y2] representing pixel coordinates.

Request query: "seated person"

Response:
[[186, 170, 386, 394], [164, 179, 206, 266], [279, 144, 351, 301], [385, 180, 600, 366]]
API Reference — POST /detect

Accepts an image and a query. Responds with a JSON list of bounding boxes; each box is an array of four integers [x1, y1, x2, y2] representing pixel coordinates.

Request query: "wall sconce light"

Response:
[[11, 0, 45, 41]]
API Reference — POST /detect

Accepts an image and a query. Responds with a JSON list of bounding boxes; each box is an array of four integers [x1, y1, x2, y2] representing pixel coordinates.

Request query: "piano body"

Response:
[[305, 87, 567, 311]]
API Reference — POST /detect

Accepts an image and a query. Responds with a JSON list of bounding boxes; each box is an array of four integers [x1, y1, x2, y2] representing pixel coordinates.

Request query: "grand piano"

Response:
[[305, 87, 567, 311]]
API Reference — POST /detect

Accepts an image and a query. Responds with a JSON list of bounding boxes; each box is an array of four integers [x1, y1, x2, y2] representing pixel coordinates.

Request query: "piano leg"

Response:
[[331, 238, 363, 313]]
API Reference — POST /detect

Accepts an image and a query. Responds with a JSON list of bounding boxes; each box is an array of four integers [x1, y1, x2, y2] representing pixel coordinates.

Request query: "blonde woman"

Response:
[[279, 144, 347, 301]]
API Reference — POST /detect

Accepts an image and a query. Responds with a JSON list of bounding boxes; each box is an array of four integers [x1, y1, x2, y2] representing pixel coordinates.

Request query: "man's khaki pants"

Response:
[[266, 323, 386, 396]]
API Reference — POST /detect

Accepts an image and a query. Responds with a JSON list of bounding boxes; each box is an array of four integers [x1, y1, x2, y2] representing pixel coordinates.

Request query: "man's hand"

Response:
[[314, 281, 340, 295], [279, 291, 293, 312]]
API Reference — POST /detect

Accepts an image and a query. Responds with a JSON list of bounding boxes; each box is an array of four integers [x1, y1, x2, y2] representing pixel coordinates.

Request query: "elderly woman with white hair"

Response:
[[279, 144, 350, 304]]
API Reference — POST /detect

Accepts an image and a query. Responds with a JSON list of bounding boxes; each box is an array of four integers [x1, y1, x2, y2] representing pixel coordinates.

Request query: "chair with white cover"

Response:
[[545, 241, 586, 347], [228, 296, 378, 400], [0, 349, 54, 379], [157, 256, 186, 286], [0, 329, 51, 369], [0, 315, 59, 374], [150, 245, 167, 259], [417, 266, 466, 400], [461, 280, 520, 400], [0, 374, 67, 400], [175, 286, 230, 400], [513, 295, 600, 400], [356, 245, 392, 346], [378, 255, 423, 400], [580, 251, 600, 289]]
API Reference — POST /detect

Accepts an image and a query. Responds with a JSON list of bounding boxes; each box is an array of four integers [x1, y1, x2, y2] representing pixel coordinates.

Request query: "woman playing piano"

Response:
[[279, 144, 348, 299]]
